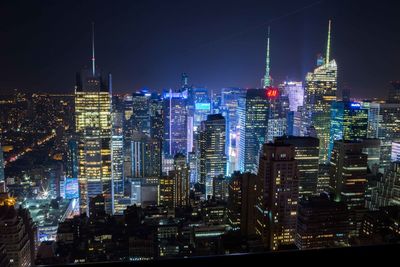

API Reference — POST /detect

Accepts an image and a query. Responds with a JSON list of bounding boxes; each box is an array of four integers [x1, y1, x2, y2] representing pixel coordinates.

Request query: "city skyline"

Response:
[[1, 0, 400, 99]]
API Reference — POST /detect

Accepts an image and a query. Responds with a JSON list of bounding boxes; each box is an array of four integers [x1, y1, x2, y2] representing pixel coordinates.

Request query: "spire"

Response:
[[91, 22, 96, 76], [263, 26, 271, 88], [326, 19, 331, 65]]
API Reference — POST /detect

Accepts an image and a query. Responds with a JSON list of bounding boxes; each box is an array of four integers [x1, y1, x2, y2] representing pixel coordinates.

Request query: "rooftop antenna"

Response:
[[91, 22, 96, 76], [263, 26, 271, 88], [326, 20, 332, 64]]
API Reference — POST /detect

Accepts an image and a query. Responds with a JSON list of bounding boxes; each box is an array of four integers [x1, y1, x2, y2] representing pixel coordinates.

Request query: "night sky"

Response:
[[1, 0, 400, 98]]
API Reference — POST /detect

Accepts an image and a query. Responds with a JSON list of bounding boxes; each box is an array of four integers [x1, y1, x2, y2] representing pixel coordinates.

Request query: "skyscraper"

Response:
[[171, 153, 190, 207], [227, 171, 257, 237], [329, 141, 368, 236], [304, 20, 337, 163], [371, 161, 400, 208], [111, 135, 124, 214], [199, 114, 227, 198], [238, 89, 269, 173], [0, 204, 33, 267], [255, 143, 299, 250], [75, 25, 112, 215], [366, 101, 400, 171], [280, 81, 304, 112], [329, 101, 368, 159], [163, 89, 188, 156], [275, 136, 320, 196], [126, 131, 161, 178], [220, 88, 246, 175]]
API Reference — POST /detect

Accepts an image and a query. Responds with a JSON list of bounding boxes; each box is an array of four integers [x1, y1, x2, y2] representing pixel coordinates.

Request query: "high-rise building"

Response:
[[238, 89, 269, 173], [286, 111, 302, 136], [65, 139, 78, 179], [295, 193, 349, 250], [0, 203, 33, 267], [392, 141, 400, 162], [329, 140, 368, 236], [126, 131, 161, 178], [130, 91, 151, 135], [371, 161, 400, 208], [111, 135, 124, 214], [74, 26, 112, 215], [255, 143, 299, 250], [220, 88, 246, 174], [227, 171, 257, 237], [163, 89, 188, 156], [329, 101, 368, 159], [366, 101, 400, 171], [304, 20, 337, 163], [280, 81, 304, 112], [275, 136, 320, 196], [171, 154, 189, 207], [159, 175, 174, 208], [199, 114, 227, 197]]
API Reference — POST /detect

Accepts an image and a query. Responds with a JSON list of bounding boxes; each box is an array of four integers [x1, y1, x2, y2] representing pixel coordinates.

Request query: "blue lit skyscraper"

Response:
[[163, 89, 188, 156], [238, 89, 269, 173], [221, 88, 246, 174], [329, 101, 368, 159]]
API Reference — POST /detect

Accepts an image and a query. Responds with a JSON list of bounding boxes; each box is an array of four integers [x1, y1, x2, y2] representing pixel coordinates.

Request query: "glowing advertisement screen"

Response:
[[195, 103, 211, 110], [65, 178, 79, 199]]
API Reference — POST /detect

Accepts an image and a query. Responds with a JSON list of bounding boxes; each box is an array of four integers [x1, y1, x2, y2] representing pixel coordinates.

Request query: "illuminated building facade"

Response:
[[286, 111, 302, 136], [159, 175, 174, 208], [275, 136, 320, 196], [199, 114, 227, 197], [221, 88, 246, 174], [280, 81, 304, 112], [163, 90, 188, 156], [296, 193, 349, 249], [371, 162, 400, 209], [366, 102, 400, 171], [238, 89, 269, 173], [304, 20, 337, 163], [392, 141, 400, 162], [329, 101, 368, 159], [125, 131, 161, 178], [329, 141, 368, 236], [255, 143, 299, 250], [111, 135, 124, 214], [171, 153, 189, 207], [75, 67, 112, 215]]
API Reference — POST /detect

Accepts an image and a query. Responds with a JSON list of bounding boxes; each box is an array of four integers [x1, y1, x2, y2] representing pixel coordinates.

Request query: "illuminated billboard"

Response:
[[65, 177, 79, 199], [195, 103, 211, 110]]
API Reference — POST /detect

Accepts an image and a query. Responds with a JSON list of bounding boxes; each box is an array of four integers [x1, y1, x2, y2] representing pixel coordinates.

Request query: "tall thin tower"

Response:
[[263, 26, 271, 88]]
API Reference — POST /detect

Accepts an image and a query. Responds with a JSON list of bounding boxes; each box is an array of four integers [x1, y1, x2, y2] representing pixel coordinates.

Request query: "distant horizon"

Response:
[[1, 0, 400, 99]]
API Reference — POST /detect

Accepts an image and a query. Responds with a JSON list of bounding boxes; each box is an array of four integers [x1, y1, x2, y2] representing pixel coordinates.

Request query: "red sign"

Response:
[[266, 88, 279, 99]]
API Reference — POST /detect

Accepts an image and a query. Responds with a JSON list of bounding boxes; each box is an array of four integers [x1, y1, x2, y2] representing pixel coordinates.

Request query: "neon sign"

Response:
[[266, 88, 279, 99]]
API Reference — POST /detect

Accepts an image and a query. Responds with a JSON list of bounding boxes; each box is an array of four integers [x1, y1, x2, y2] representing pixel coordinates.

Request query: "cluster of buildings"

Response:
[[0, 20, 400, 266]]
